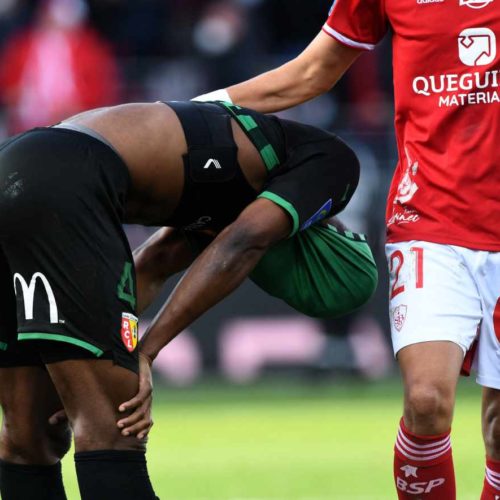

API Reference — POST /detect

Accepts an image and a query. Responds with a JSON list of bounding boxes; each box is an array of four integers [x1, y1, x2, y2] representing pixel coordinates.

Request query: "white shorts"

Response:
[[386, 240, 500, 389]]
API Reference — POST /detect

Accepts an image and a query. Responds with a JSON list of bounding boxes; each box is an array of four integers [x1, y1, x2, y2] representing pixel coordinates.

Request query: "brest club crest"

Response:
[[459, 0, 494, 8], [392, 305, 408, 332]]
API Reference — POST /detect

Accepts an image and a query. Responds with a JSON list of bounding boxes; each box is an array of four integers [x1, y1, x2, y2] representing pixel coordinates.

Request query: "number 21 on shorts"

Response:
[[390, 247, 424, 299]]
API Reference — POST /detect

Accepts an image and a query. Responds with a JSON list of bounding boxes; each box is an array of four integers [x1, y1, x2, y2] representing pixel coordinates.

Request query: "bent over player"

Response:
[[0, 100, 374, 500], [194, 1, 500, 499]]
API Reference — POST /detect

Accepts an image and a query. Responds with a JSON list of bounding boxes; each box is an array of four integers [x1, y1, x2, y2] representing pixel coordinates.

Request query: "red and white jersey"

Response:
[[324, 0, 500, 250]]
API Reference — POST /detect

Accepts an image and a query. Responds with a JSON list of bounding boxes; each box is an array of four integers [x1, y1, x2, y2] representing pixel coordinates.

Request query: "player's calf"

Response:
[[483, 388, 500, 460], [0, 366, 70, 500], [393, 342, 463, 499], [0, 422, 70, 500]]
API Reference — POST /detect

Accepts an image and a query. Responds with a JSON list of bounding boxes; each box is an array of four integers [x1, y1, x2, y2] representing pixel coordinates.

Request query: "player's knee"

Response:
[[47, 421, 72, 458], [72, 415, 146, 453], [0, 418, 71, 464], [323, 136, 360, 195], [484, 426, 500, 459], [483, 406, 500, 459], [326, 135, 360, 172], [405, 383, 453, 431]]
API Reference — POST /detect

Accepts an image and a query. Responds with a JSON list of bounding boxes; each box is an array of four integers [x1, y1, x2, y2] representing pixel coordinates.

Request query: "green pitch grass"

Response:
[[61, 377, 484, 499]]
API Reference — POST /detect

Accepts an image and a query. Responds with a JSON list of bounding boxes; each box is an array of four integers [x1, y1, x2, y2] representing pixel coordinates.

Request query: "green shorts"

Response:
[[250, 223, 378, 318]]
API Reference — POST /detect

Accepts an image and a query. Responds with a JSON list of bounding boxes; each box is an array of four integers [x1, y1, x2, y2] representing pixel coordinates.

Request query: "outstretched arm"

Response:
[[194, 32, 361, 113], [118, 199, 291, 435], [140, 198, 291, 361]]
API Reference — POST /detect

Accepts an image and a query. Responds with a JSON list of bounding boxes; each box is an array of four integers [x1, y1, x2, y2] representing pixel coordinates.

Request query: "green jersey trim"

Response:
[[258, 191, 299, 236], [17, 333, 104, 357], [260, 144, 280, 171], [216, 101, 281, 171], [117, 262, 136, 310], [0, 342, 7, 351], [250, 223, 378, 318], [326, 223, 368, 242], [238, 114, 258, 131]]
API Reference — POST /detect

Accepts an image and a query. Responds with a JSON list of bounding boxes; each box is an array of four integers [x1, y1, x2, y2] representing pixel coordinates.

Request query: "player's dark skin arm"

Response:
[[143, 199, 290, 358], [117, 198, 291, 436], [133, 228, 195, 315], [134, 227, 216, 314]]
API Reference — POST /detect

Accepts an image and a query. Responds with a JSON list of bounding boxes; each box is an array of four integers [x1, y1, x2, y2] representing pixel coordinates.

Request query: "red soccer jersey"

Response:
[[324, 0, 500, 250]]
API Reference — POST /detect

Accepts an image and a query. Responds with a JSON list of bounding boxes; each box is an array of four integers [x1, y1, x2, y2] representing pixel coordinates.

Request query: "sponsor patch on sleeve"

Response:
[[301, 199, 333, 231]]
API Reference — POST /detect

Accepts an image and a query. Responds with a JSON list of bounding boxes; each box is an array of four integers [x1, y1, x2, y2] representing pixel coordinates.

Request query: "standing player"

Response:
[[192, 1, 500, 498], [0, 100, 372, 500]]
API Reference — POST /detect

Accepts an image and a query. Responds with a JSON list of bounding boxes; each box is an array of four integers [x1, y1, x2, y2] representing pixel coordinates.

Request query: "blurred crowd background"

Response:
[[0, 0, 399, 385]]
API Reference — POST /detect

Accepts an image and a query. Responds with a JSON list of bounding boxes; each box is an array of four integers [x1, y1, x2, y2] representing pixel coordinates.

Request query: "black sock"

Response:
[[75, 450, 158, 500], [0, 459, 67, 500]]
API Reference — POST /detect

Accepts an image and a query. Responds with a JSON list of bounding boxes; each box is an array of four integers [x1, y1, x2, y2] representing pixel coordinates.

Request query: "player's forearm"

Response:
[[139, 227, 269, 362], [226, 58, 331, 113], [196, 33, 361, 113], [134, 272, 164, 316], [133, 228, 195, 315]]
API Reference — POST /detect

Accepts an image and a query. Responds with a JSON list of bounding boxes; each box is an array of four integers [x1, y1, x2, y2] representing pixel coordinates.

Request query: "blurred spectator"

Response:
[[192, 1, 263, 89], [193, 1, 246, 57], [0, 0, 32, 47], [0, 0, 120, 133], [87, 0, 170, 58]]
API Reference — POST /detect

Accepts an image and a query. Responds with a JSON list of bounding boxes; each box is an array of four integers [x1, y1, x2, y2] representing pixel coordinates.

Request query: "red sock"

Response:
[[394, 418, 456, 499], [481, 457, 500, 499]]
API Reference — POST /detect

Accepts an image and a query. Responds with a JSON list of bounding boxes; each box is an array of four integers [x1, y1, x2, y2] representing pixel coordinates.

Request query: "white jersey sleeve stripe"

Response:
[[321, 24, 375, 51]]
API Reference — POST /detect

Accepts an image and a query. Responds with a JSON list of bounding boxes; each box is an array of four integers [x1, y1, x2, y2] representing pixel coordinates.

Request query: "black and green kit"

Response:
[[0, 128, 139, 372], [250, 223, 377, 318], [0, 101, 377, 374], [168, 100, 377, 318]]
